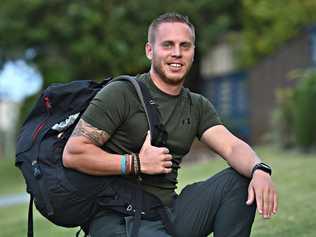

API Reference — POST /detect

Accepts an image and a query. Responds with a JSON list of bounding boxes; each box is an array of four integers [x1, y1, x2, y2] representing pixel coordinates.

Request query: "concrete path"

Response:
[[0, 193, 28, 207]]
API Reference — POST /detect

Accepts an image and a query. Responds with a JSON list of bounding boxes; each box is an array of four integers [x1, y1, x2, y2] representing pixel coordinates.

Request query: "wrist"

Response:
[[126, 154, 132, 175], [128, 153, 141, 177], [120, 154, 127, 175], [253, 169, 270, 177], [251, 162, 272, 178]]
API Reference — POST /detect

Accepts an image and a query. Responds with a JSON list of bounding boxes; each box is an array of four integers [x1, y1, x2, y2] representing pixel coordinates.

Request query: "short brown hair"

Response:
[[148, 12, 195, 44]]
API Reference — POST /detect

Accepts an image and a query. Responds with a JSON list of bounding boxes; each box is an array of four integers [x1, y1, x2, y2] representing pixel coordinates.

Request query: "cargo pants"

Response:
[[89, 168, 257, 237]]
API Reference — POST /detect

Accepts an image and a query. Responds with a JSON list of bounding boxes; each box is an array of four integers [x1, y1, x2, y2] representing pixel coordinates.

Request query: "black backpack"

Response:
[[15, 76, 174, 237]]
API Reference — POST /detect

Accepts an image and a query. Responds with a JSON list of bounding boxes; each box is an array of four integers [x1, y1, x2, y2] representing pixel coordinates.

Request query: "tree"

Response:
[[0, 0, 242, 83], [241, 0, 316, 66], [0, 0, 242, 122]]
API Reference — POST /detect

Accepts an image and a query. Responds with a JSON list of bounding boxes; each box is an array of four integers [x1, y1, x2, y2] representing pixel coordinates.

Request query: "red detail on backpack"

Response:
[[32, 117, 49, 141], [44, 96, 52, 111]]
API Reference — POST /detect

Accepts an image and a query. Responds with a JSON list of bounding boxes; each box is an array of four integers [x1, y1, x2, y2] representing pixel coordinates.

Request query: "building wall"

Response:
[[248, 32, 312, 144], [200, 72, 250, 142]]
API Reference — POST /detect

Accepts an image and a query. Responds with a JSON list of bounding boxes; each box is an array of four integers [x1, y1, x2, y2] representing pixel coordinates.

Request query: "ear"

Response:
[[145, 42, 153, 60]]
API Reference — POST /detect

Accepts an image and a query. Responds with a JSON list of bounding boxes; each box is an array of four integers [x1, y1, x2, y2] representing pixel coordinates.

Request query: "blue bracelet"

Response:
[[120, 155, 127, 175]]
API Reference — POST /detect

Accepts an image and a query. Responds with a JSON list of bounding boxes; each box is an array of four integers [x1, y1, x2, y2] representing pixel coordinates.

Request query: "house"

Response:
[[199, 26, 316, 144]]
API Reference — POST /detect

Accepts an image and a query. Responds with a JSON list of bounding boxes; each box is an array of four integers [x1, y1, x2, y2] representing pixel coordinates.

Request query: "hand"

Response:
[[138, 131, 173, 175], [246, 170, 278, 219]]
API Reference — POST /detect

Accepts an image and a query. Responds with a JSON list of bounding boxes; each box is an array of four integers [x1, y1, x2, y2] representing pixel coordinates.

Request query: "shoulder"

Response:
[[184, 88, 219, 119], [96, 78, 136, 99], [184, 88, 213, 107]]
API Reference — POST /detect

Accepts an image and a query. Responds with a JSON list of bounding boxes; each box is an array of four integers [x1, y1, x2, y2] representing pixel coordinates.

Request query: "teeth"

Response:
[[170, 63, 181, 68]]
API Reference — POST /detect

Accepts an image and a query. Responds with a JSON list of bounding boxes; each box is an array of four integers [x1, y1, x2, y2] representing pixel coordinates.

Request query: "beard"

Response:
[[151, 56, 192, 86]]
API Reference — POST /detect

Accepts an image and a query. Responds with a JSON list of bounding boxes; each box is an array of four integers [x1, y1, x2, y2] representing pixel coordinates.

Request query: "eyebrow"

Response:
[[160, 40, 193, 45]]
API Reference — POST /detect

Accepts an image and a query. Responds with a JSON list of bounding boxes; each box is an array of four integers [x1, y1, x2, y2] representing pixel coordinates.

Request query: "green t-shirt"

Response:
[[82, 73, 221, 205]]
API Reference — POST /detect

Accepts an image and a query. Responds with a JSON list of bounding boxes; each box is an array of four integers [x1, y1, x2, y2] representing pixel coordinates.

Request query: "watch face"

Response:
[[261, 163, 271, 169]]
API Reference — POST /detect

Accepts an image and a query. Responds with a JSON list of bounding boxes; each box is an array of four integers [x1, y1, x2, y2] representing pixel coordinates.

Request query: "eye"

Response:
[[181, 42, 192, 50], [162, 42, 173, 49]]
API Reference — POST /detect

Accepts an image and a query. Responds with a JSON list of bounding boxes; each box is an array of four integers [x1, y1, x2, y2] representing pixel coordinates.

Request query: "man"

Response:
[[63, 12, 278, 237]]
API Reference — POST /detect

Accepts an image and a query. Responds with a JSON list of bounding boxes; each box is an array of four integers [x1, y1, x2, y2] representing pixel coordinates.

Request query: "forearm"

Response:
[[201, 125, 261, 178], [63, 119, 172, 176], [63, 137, 124, 176], [224, 140, 261, 178]]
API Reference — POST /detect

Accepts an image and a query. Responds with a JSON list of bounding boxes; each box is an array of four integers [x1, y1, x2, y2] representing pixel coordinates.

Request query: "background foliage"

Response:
[[0, 0, 242, 85], [241, 0, 316, 66], [0, 0, 244, 123], [1, 0, 316, 91], [1, 0, 316, 146], [273, 70, 316, 150]]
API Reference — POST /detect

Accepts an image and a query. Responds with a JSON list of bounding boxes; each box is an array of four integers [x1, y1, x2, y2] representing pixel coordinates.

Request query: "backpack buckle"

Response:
[[31, 161, 42, 179], [126, 204, 133, 212]]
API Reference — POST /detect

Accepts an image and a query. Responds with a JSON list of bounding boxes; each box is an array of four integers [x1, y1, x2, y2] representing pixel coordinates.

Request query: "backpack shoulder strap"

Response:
[[114, 75, 167, 147]]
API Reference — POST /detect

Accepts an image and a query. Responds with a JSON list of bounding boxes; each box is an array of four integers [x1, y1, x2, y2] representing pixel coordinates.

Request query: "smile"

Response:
[[168, 63, 183, 69]]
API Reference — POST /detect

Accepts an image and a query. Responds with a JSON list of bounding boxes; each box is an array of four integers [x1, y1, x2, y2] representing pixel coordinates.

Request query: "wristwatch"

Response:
[[251, 162, 272, 177]]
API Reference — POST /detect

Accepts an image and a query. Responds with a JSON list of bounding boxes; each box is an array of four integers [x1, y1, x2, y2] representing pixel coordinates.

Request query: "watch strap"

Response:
[[251, 162, 272, 177]]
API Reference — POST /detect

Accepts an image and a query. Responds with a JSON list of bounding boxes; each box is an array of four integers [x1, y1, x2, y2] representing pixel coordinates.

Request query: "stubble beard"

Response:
[[152, 58, 191, 86]]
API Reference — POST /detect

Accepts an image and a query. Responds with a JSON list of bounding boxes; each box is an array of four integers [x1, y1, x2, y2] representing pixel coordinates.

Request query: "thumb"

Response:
[[143, 131, 152, 146], [246, 186, 255, 205]]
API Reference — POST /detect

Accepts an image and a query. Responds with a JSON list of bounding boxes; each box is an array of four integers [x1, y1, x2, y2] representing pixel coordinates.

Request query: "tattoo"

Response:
[[71, 119, 109, 146]]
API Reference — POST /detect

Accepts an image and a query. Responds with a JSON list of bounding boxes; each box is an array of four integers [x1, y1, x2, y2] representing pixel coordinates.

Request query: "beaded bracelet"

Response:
[[132, 153, 138, 175], [136, 153, 141, 174], [128, 154, 134, 175]]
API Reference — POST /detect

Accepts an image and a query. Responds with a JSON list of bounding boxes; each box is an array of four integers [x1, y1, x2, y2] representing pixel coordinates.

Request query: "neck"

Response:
[[149, 69, 183, 96]]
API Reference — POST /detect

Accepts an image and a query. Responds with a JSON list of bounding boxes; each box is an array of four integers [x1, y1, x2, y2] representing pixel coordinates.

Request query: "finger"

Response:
[[161, 147, 169, 154], [163, 167, 172, 173], [163, 161, 173, 168], [163, 154, 173, 161], [144, 131, 151, 145], [273, 191, 278, 214], [143, 131, 151, 146], [255, 190, 263, 215], [263, 188, 270, 218], [246, 186, 255, 205], [268, 190, 274, 217]]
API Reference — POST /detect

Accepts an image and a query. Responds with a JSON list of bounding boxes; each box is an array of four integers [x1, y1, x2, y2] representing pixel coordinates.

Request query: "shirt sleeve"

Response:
[[197, 95, 222, 139], [81, 81, 129, 135]]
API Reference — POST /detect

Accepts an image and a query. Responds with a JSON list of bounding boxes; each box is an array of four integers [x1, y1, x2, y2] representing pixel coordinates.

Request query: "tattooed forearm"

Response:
[[71, 119, 109, 146]]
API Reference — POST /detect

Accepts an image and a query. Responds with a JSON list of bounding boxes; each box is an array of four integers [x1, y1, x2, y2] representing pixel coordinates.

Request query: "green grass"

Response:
[[0, 158, 26, 195], [1, 146, 315, 236]]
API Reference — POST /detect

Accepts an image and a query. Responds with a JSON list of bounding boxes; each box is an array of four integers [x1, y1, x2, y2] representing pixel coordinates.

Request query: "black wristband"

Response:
[[135, 153, 142, 181], [251, 162, 272, 178], [136, 154, 141, 173]]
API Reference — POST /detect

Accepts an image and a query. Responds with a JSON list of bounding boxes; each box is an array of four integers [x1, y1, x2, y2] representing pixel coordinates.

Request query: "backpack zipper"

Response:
[[32, 96, 52, 141]]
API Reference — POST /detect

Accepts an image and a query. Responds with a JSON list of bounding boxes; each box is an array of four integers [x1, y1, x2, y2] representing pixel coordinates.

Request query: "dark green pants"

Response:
[[89, 168, 256, 237]]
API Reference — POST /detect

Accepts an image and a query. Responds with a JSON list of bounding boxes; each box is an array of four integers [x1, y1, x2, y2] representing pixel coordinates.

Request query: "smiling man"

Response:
[[63, 12, 278, 237], [146, 20, 195, 88]]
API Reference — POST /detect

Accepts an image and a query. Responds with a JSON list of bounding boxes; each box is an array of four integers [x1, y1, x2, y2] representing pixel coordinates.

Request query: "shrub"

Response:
[[272, 69, 316, 151], [291, 70, 316, 149], [271, 88, 296, 148]]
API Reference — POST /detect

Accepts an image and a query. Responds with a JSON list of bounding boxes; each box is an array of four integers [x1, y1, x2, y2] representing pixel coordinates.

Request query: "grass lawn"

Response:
[[0, 146, 315, 236]]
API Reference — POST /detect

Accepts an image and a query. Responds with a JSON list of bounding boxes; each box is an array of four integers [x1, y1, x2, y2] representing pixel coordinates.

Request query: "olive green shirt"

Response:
[[82, 73, 221, 205]]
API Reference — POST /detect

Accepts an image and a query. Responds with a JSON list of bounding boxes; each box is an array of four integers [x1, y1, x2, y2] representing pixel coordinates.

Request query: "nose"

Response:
[[172, 45, 181, 57]]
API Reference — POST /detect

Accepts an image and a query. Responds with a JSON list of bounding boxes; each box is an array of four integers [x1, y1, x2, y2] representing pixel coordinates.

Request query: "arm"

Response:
[[201, 125, 260, 177], [63, 119, 122, 175], [201, 124, 278, 218], [62, 119, 172, 176]]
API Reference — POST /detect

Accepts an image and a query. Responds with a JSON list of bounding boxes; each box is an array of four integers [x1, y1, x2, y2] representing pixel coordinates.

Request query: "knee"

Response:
[[222, 167, 250, 183], [218, 168, 251, 193]]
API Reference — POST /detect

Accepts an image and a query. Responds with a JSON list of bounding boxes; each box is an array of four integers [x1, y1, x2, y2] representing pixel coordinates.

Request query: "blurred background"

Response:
[[0, 0, 315, 236]]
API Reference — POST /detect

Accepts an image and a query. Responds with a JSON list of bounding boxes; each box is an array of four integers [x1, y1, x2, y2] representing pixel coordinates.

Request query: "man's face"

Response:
[[146, 22, 195, 85]]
